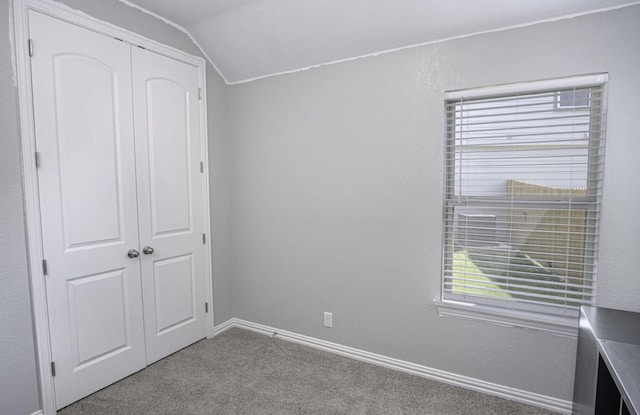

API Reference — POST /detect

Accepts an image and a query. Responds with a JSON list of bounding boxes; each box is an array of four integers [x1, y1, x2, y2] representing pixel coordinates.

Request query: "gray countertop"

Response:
[[599, 339, 640, 415], [581, 306, 640, 345], [581, 306, 640, 415]]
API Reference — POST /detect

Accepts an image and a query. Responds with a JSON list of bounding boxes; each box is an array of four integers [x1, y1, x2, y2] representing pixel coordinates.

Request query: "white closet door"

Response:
[[131, 47, 207, 364], [29, 11, 146, 409]]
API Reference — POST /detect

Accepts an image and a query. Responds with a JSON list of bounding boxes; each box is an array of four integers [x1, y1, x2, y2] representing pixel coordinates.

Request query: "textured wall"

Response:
[[1, 1, 229, 413], [228, 5, 640, 402], [207, 64, 234, 324], [0, 2, 40, 414]]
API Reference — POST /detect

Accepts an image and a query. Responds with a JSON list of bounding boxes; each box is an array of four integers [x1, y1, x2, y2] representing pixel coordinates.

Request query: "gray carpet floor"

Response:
[[58, 328, 558, 415]]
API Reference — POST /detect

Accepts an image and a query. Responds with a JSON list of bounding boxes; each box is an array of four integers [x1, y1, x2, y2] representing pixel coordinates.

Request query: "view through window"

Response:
[[442, 77, 606, 316]]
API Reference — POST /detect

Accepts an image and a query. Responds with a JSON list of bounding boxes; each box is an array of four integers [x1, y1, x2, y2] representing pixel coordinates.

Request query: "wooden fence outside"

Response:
[[507, 180, 587, 283]]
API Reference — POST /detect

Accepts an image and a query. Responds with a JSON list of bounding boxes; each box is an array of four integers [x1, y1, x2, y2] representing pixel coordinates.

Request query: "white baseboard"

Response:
[[30, 410, 44, 415], [214, 318, 572, 414], [211, 318, 236, 336]]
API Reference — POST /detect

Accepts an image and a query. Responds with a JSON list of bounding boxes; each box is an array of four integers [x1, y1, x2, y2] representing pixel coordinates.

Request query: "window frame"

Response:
[[437, 74, 608, 336]]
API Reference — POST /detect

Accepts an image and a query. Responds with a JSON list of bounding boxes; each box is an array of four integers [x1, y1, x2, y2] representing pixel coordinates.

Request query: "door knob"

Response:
[[142, 246, 155, 255], [127, 249, 140, 258]]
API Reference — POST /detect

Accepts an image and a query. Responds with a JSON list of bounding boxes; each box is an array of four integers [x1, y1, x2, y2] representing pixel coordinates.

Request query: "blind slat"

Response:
[[443, 279, 595, 297], [443, 81, 605, 315], [443, 282, 593, 304], [444, 273, 596, 288], [446, 129, 604, 142]]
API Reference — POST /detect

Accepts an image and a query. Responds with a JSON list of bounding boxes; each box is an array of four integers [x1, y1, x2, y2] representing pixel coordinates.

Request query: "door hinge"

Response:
[[50, 361, 56, 377], [28, 38, 33, 57], [42, 259, 48, 276], [202, 233, 206, 244], [35, 152, 41, 168], [198, 88, 202, 100], [200, 161, 204, 173], [205, 302, 209, 313]]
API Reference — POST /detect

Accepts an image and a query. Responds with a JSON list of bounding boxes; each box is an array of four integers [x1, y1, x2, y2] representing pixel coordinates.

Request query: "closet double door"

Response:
[[29, 11, 208, 409]]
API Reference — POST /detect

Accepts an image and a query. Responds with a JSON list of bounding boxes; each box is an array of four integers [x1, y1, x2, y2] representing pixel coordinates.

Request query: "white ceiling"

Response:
[[124, 0, 637, 84]]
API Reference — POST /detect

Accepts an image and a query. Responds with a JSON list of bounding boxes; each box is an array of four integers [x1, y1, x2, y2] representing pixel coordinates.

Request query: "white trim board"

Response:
[[434, 300, 579, 338], [212, 318, 236, 336], [11, 0, 215, 413], [116, 0, 228, 84], [214, 318, 572, 414], [445, 73, 609, 100], [104, 0, 639, 85], [17, 0, 204, 66], [224, 2, 640, 85]]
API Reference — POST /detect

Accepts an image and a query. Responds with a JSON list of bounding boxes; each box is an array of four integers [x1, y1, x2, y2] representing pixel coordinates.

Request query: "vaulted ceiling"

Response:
[[123, 0, 638, 84]]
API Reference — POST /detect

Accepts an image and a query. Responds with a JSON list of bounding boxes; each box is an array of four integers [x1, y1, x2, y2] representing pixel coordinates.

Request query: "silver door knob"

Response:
[[127, 249, 140, 258], [142, 246, 155, 255]]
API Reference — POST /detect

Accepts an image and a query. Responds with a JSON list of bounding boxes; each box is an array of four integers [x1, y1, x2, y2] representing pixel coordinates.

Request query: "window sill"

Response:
[[433, 299, 579, 338]]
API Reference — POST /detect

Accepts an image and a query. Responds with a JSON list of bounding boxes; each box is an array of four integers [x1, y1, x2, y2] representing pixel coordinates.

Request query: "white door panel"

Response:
[[132, 47, 206, 364], [54, 55, 123, 250], [29, 11, 145, 409], [145, 79, 193, 236], [153, 254, 197, 335], [67, 269, 130, 363]]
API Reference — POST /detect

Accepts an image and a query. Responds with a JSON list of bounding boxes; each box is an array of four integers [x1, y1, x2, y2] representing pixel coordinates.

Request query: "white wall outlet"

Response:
[[323, 312, 333, 328]]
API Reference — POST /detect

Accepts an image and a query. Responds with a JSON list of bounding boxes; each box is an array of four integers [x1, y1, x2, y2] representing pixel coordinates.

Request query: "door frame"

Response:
[[12, 1, 215, 413]]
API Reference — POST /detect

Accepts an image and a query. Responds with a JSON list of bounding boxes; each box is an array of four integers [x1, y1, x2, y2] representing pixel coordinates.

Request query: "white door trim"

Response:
[[11, 1, 214, 413]]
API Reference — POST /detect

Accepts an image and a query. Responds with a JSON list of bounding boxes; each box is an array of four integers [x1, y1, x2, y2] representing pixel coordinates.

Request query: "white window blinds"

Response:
[[442, 75, 607, 317]]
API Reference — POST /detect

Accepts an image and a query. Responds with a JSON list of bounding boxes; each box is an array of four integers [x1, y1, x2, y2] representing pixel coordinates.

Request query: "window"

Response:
[[441, 75, 607, 323], [556, 89, 591, 110]]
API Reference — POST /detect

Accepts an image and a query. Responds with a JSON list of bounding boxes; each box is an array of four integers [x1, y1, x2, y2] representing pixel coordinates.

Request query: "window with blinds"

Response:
[[442, 75, 607, 318]]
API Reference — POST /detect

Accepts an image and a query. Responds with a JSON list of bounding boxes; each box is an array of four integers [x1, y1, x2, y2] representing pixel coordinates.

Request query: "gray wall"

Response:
[[0, 1, 230, 413], [3, 0, 638, 412], [228, 5, 640, 402], [56, 0, 200, 56], [207, 64, 234, 324], [1, 3, 40, 414]]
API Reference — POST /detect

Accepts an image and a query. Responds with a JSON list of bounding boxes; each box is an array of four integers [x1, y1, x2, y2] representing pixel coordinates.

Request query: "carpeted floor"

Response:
[[58, 328, 558, 415]]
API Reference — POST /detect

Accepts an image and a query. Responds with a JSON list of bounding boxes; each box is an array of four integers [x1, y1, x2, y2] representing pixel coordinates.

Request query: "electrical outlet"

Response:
[[324, 312, 333, 328]]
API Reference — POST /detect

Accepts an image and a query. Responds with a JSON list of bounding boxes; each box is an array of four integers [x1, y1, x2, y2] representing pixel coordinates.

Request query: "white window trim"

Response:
[[439, 73, 608, 336], [434, 299, 579, 337], [445, 73, 608, 100]]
